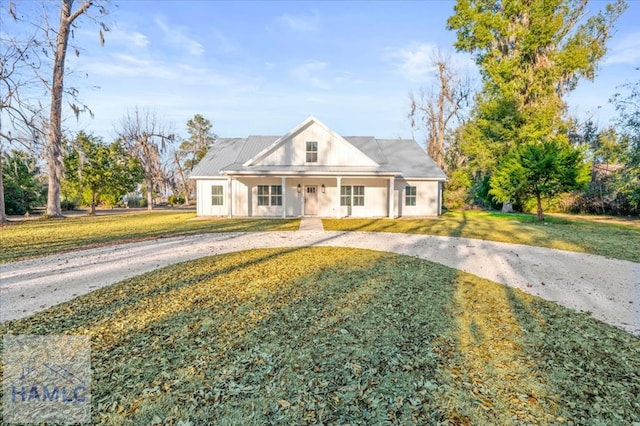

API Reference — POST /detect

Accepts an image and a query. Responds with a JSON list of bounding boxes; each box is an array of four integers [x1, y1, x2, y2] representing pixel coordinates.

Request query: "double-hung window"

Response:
[[405, 186, 417, 206], [341, 185, 365, 206], [340, 185, 352, 206], [352, 186, 365, 206], [211, 185, 224, 206], [270, 185, 282, 206], [257, 185, 282, 206], [306, 141, 318, 163]]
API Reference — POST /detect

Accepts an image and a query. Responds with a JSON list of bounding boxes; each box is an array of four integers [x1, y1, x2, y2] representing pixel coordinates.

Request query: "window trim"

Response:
[[211, 185, 224, 206]]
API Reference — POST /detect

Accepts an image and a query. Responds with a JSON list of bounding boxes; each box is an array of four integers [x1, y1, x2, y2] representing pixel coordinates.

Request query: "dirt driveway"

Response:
[[1, 231, 639, 335]]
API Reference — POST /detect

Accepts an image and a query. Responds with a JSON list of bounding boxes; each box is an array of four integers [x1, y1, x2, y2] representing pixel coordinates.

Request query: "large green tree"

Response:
[[447, 0, 627, 213], [2, 149, 46, 215], [489, 139, 589, 220], [63, 132, 143, 214]]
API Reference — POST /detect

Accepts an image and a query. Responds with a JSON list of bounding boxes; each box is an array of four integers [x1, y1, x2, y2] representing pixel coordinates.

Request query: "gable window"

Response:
[[340, 185, 365, 206], [405, 186, 417, 206], [211, 185, 224, 206], [257, 185, 282, 206], [306, 141, 318, 163]]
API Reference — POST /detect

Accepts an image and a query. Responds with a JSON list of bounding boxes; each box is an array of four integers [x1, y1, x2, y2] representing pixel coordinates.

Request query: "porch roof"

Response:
[[190, 133, 447, 181], [220, 164, 400, 177]]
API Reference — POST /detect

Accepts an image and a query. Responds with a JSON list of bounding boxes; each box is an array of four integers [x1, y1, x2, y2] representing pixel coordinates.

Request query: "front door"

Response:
[[304, 186, 318, 215]]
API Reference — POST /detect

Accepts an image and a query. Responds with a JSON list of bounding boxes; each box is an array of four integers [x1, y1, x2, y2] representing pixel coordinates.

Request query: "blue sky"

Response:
[[23, 1, 640, 141]]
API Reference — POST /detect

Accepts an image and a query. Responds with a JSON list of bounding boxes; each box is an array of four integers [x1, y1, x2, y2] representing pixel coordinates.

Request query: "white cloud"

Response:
[[382, 43, 438, 82], [382, 43, 475, 83], [276, 11, 321, 32], [154, 15, 205, 56], [604, 32, 640, 66], [83, 54, 247, 89], [290, 61, 331, 89], [106, 28, 149, 48]]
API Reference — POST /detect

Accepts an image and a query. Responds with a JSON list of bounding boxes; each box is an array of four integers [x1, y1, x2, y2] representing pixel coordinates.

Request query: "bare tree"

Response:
[[0, 24, 46, 223], [3, 0, 110, 218], [408, 50, 473, 170], [45, 0, 108, 217], [173, 150, 190, 205], [117, 108, 175, 210]]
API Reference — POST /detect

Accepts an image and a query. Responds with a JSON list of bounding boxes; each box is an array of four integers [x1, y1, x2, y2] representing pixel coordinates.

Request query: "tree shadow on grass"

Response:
[[502, 286, 640, 424], [0, 247, 461, 425]]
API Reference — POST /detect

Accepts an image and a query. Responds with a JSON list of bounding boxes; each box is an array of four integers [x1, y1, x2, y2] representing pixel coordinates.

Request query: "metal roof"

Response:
[[190, 132, 446, 181]]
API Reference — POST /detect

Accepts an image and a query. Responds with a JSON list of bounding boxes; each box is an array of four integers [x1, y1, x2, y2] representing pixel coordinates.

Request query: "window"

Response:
[[270, 185, 282, 206], [257, 185, 270, 206], [211, 185, 224, 206], [340, 185, 351, 206], [306, 141, 318, 163], [257, 185, 282, 206], [341, 185, 365, 206], [353, 186, 365, 206], [405, 186, 416, 206]]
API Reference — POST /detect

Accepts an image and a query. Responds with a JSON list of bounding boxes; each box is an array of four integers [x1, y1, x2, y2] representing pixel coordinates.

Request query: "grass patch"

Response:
[[323, 210, 640, 263], [1, 247, 638, 424], [0, 212, 299, 263]]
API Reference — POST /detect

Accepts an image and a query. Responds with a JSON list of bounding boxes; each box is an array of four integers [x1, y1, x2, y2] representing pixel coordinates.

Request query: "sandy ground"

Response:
[[1, 230, 639, 335]]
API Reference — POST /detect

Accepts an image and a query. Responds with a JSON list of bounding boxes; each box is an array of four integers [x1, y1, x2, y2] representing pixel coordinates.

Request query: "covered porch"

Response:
[[221, 173, 398, 219]]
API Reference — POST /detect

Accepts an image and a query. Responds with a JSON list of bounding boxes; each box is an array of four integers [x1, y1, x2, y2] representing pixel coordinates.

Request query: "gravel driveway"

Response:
[[2, 231, 639, 335]]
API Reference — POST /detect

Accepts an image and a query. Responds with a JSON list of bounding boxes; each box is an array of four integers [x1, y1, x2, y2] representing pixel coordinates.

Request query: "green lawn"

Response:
[[1, 248, 638, 424], [323, 211, 640, 263], [0, 212, 299, 263]]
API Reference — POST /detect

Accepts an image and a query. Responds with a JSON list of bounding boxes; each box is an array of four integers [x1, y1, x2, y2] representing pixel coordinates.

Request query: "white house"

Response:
[[189, 116, 447, 218]]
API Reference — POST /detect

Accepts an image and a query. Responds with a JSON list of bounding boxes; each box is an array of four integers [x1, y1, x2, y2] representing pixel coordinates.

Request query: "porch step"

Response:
[[298, 217, 324, 232]]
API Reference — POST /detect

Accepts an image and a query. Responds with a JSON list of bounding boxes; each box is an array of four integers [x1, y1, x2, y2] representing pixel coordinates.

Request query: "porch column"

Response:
[[227, 177, 233, 218], [388, 177, 394, 218], [281, 176, 287, 218], [438, 181, 443, 216], [336, 176, 342, 218]]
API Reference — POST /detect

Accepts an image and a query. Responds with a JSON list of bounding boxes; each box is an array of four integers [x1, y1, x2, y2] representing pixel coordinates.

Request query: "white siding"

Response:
[[256, 122, 378, 167], [196, 179, 228, 216], [195, 177, 441, 217], [338, 178, 389, 217], [395, 180, 440, 217]]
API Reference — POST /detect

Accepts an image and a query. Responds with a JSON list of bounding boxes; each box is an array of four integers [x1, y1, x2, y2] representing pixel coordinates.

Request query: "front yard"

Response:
[[0, 212, 299, 263], [1, 247, 638, 424], [323, 211, 640, 263]]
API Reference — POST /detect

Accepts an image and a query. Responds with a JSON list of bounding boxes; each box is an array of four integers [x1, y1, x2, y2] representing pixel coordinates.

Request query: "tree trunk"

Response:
[[45, 0, 93, 218], [0, 148, 6, 224], [146, 178, 154, 210], [174, 152, 189, 205], [45, 1, 74, 218], [90, 191, 96, 215], [536, 193, 544, 221]]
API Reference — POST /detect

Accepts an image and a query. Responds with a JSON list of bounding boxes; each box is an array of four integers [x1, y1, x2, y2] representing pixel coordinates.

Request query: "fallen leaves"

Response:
[[1, 247, 639, 424]]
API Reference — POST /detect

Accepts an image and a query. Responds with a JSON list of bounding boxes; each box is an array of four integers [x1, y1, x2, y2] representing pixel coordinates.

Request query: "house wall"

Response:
[[196, 177, 442, 217], [395, 179, 441, 217], [258, 123, 378, 167], [338, 178, 389, 217], [196, 179, 229, 216]]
